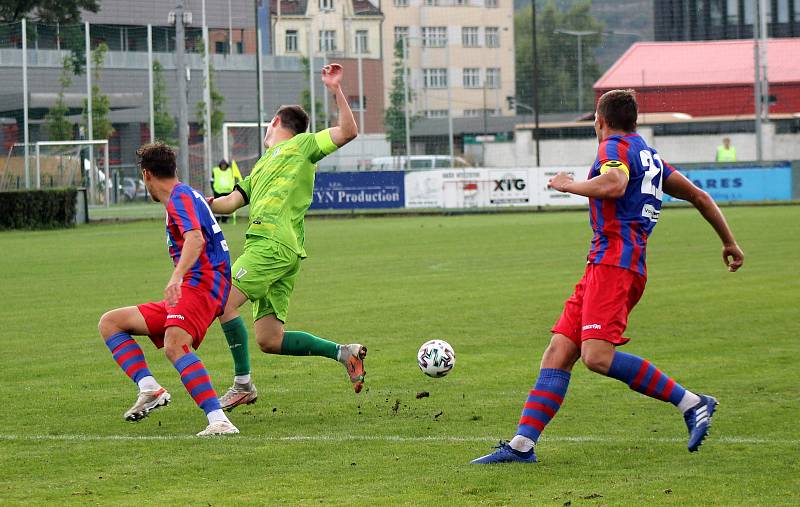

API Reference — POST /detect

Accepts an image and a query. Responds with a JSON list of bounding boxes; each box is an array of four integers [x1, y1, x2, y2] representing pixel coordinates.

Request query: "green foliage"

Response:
[[0, 0, 99, 23], [0, 188, 77, 229], [301, 57, 326, 131], [152, 60, 176, 144], [0, 206, 798, 502], [383, 39, 416, 154], [515, 0, 604, 113], [82, 42, 114, 140], [194, 39, 226, 137], [45, 55, 76, 141]]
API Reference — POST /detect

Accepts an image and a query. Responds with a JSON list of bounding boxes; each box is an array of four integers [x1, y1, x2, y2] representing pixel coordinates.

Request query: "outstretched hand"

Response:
[[321, 63, 344, 90], [547, 172, 574, 193], [722, 243, 744, 272]]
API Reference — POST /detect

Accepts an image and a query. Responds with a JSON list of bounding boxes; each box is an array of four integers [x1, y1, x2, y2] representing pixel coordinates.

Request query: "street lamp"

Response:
[[553, 29, 598, 113]]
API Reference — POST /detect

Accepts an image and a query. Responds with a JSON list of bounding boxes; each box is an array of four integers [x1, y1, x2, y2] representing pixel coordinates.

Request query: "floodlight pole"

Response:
[[531, 3, 541, 166], [175, 2, 190, 183], [255, 0, 265, 154], [22, 18, 30, 189], [308, 27, 317, 132], [202, 0, 213, 191], [446, 40, 454, 166], [85, 21, 95, 201], [403, 37, 411, 168], [147, 24, 155, 143]]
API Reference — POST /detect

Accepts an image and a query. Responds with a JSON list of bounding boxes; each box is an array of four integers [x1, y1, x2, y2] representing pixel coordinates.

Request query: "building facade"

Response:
[[654, 0, 800, 40], [381, 0, 516, 119], [269, 0, 385, 133]]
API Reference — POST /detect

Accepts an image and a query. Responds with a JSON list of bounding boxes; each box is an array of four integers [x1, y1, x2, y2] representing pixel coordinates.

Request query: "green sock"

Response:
[[221, 316, 251, 376], [281, 331, 338, 360]]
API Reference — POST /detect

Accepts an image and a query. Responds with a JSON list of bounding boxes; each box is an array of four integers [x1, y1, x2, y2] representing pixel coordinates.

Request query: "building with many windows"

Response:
[[654, 0, 800, 40], [382, 0, 515, 119], [269, 0, 385, 132]]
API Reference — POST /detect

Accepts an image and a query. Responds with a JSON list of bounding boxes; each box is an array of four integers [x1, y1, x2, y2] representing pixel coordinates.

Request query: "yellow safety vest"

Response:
[[716, 146, 736, 162], [212, 166, 235, 194]]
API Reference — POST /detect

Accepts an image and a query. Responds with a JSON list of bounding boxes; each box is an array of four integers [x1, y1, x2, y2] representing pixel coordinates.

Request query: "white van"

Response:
[[368, 155, 471, 171]]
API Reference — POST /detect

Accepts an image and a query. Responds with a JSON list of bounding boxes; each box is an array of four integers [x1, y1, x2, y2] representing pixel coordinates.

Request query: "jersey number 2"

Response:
[[639, 150, 664, 201], [193, 190, 229, 252]]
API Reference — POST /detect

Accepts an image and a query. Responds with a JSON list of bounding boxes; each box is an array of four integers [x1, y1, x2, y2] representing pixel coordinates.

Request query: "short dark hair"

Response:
[[137, 142, 177, 178], [276, 105, 309, 135], [597, 89, 638, 132]]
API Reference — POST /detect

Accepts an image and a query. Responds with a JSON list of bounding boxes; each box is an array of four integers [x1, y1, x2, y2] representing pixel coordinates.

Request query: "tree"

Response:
[[0, 0, 99, 23], [152, 60, 176, 144], [45, 55, 76, 141], [300, 57, 326, 131], [515, 0, 604, 114], [383, 39, 416, 155], [195, 39, 225, 138], [82, 42, 114, 140]]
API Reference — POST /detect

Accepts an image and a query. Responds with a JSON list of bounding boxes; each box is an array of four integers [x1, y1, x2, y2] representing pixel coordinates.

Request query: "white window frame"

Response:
[[319, 30, 337, 52], [485, 67, 501, 89], [320, 0, 334, 11], [394, 0, 409, 6], [355, 30, 369, 53], [463, 68, 481, 88], [285, 30, 298, 53], [462, 27, 479, 47], [422, 26, 447, 48], [423, 68, 448, 89], [394, 26, 409, 44], [485, 27, 500, 48]]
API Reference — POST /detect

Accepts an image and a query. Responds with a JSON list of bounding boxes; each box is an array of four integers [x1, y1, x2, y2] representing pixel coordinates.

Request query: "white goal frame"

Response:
[[35, 140, 110, 207], [222, 122, 269, 165]]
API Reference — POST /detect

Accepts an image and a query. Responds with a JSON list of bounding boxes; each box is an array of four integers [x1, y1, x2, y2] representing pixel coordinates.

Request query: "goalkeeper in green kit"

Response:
[[208, 63, 365, 411]]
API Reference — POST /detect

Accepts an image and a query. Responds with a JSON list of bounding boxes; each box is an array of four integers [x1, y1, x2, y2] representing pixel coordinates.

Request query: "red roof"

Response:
[[594, 38, 800, 89]]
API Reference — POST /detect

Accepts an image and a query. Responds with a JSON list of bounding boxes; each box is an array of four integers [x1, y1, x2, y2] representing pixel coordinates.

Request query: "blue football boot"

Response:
[[684, 394, 718, 452], [470, 440, 538, 464]]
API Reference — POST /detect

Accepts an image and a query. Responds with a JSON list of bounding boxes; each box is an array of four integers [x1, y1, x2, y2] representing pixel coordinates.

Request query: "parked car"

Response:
[[119, 177, 148, 202], [368, 155, 471, 171]]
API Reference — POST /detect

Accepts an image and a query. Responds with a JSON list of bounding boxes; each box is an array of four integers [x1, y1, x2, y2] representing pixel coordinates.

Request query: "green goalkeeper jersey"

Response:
[[236, 129, 338, 257]]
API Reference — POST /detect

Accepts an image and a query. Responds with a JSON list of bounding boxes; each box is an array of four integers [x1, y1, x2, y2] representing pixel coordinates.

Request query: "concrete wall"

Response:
[[485, 124, 800, 168]]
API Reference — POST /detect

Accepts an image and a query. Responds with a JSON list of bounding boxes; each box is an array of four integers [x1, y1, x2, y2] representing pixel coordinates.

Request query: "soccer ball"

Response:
[[417, 339, 456, 378]]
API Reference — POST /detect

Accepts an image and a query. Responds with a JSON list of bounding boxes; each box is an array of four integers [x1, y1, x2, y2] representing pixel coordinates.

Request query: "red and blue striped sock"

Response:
[[516, 368, 571, 442], [105, 332, 153, 384], [172, 352, 221, 415], [607, 351, 686, 406]]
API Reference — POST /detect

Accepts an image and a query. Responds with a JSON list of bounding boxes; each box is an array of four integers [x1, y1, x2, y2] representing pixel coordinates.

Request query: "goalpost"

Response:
[[222, 122, 268, 175], [35, 140, 110, 207]]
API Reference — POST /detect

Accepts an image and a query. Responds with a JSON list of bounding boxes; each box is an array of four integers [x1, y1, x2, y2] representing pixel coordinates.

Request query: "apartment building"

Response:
[[381, 0, 515, 118], [270, 0, 386, 132]]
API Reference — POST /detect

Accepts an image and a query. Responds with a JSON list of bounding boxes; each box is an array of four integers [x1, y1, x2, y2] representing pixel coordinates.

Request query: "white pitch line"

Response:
[[0, 434, 797, 445]]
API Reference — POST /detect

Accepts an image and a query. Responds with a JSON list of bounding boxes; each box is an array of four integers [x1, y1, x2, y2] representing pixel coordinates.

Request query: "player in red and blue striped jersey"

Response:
[[473, 89, 745, 464], [97, 142, 238, 436]]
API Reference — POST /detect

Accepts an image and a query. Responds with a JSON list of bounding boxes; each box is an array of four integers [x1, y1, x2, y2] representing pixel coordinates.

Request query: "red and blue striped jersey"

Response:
[[587, 133, 678, 277], [165, 183, 231, 310]]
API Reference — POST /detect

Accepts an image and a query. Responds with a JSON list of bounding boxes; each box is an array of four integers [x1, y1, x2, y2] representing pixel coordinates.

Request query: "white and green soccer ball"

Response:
[[417, 339, 456, 378]]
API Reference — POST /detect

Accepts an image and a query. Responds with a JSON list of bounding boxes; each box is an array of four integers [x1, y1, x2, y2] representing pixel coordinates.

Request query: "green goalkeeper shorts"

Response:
[[231, 236, 301, 323]]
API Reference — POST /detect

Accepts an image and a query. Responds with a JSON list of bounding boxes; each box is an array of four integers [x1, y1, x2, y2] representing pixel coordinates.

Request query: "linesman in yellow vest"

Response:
[[716, 138, 736, 163], [211, 159, 242, 222]]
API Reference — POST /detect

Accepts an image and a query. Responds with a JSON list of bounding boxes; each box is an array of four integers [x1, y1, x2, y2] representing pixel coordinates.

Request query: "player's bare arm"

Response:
[[548, 167, 628, 199], [165, 229, 206, 306], [663, 169, 744, 272], [322, 63, 358, 148], [208, 190, 245, 215]]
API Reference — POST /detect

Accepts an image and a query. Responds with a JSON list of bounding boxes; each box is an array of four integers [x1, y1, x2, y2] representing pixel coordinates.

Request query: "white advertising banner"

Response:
[[535, 167, 590, 207], [404, 166, 591, 209], [405, 170, 444, 208], [488, 169, 534, 206]]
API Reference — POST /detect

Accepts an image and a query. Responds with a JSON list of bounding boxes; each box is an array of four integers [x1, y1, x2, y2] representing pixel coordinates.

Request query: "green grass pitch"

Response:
[[0, 205, 798, 505]]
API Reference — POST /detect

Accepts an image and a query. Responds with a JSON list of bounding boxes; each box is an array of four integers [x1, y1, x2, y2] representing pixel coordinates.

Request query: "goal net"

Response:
[[1, 143, 78, 192]]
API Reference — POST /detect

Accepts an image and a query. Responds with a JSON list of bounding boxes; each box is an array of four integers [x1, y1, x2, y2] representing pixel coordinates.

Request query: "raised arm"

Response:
[[663, 169, 744, 272], [321, 63, 358, 148]]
